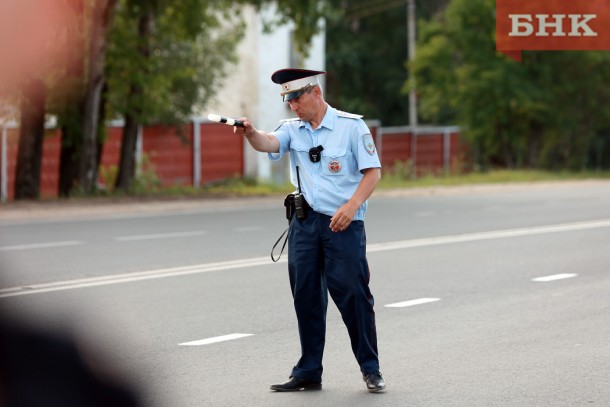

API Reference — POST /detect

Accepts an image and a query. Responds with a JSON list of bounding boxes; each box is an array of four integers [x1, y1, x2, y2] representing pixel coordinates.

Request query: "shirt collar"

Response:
[[300, 104, 336, 131]]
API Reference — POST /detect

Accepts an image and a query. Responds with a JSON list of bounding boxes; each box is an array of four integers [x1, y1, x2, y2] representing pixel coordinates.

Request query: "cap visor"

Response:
[[283, 89, 306, 102]]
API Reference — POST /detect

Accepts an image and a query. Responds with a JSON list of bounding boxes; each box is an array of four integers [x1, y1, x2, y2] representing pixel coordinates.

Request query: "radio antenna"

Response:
[[296, 166, 302, 193]]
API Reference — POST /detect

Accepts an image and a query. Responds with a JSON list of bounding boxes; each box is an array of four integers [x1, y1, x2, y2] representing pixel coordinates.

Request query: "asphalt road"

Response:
[[1, 181, 609, 406]]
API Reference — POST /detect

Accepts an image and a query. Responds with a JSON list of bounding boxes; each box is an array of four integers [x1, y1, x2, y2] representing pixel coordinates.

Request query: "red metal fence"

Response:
[[0, 120, 243, 201], [0, 121, 462, 201], [376, 125, 464, 175]]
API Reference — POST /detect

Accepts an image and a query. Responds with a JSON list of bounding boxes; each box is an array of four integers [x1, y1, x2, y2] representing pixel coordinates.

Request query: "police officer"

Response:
[[234, 68, 385, 393]]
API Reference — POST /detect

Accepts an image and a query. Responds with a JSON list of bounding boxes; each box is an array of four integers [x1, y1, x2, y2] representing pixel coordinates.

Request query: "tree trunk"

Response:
[[15, 79, 46, 200], [115, 11, 152, 192], [79, 0, 116, 194], [59, 0, 85, 197], [95, 81, 108, 182], [59, 115, 80, 197], [115, 108, 139, 191]]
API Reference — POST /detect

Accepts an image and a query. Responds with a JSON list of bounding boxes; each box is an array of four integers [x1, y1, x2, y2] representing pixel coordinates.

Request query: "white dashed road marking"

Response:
[[532, 273, 578, 282], [179, 333, 254, 346], [385, 298, 441, 308], [0, 241, 83, 251]]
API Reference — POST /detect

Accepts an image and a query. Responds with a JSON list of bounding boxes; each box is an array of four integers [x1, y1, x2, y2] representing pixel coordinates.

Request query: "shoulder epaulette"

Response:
[[279, 117, 301, 123], [274, 117, 300, 131], [336, 110, 363, 119]]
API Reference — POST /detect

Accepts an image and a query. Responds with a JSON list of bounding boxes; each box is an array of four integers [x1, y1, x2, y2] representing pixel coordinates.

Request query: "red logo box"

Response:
[[496, 0, 610, 61]]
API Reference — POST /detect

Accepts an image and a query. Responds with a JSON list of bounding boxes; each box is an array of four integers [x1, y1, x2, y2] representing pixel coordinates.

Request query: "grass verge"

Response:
[[153, 170, 610, 197]]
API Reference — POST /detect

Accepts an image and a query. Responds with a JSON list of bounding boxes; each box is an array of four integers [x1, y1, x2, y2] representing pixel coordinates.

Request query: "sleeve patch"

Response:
[[363, 133, 376, 155]]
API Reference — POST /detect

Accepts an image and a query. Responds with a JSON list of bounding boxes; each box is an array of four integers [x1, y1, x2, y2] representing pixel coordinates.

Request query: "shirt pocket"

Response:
[[321, 148, 351, 176], [289, 140, 312, 165]]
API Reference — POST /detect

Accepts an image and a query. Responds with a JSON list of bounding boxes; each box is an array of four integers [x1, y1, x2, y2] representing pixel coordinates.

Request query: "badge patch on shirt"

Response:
[[363, 133, 376, 155], [328, 160, 342, 173]]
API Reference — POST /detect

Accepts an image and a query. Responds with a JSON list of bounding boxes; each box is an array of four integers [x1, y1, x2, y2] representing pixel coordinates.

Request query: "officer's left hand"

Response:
[[330, 201, 358, 232]]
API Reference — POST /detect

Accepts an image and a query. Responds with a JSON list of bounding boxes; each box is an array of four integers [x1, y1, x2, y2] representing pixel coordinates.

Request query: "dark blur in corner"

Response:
[[0, 313, 143, 407]]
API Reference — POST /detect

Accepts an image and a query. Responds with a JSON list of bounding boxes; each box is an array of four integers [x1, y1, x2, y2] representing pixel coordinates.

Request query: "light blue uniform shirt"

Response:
[[269, 105, 381, 220]]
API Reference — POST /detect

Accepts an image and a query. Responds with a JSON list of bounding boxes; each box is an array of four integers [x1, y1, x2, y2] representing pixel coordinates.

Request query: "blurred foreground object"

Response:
[[0, 316, 142, 407], [0, 0, 75, 94]]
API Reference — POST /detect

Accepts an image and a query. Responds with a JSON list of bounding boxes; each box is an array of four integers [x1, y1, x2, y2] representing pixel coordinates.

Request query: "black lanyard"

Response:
[[271, 221, 291, 262]]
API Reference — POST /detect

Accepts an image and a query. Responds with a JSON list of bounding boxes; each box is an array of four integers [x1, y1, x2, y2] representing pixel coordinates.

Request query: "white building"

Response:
[[205, 5, 325, 183]]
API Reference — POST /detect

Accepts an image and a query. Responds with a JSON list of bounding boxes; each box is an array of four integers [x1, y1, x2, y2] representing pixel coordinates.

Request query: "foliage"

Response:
[[105, 0, 245, 126], [105, 0, 340, 127], [99, 164, 119, 192], [412, 0, 610, 170], [200, 176, 293, 195], [130, 154, 162, 194], [324, 0, 450, 125], [255, 0, 333, 57]]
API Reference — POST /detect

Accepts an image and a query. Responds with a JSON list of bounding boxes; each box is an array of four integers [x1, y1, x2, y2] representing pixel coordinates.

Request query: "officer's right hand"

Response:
[[234, 118, 280, 153], [233, 117, 254, 137]]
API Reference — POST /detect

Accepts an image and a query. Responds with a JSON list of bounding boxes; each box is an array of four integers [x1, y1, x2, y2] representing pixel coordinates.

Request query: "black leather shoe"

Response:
[[363, 371, 386, 393], [270, 376, 322, 392]]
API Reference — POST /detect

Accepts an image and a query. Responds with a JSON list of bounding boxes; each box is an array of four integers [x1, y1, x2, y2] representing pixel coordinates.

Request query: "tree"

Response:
[[55, 0, 86, 197], [0, 0, 112, 198], [107, 0, 332, 192], [3, 0, 338, 199], [106, 0, 246, 191], [324, 0, 450, 126], [14, 79, 46, 199], [1, 0, 79, 199], [412, 0, 610, 170], [52, 0, 118, 197], [80, 0, 118, 193]]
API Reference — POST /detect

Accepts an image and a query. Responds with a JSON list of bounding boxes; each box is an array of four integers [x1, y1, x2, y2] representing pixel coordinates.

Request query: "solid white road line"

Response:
[[2, 218, 608, 298], [385, 298, 440, 308], [0, 256, 277, 298], [179, 333, 254, 346], [115, 231, 206, 241], [532, 273, 578, 282], [366, 218, 610, 253], [0, 241, 83, 252]]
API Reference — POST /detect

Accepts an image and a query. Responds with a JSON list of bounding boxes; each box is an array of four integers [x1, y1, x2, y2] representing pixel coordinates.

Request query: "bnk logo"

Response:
[[496, 0, 610, 61], [509, 14, 597, 37]]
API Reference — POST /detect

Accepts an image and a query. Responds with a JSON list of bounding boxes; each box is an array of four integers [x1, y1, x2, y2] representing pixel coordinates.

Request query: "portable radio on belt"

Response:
[[274, 166, 308, 262], [293, 166, 307, 220]]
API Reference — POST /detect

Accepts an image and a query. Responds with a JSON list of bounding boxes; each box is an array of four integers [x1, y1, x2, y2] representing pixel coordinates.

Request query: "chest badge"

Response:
[[328, 160, 342, 173]]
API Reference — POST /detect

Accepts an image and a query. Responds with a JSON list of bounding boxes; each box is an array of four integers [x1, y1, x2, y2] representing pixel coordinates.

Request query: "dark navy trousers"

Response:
[[287, 210, 380, 382]]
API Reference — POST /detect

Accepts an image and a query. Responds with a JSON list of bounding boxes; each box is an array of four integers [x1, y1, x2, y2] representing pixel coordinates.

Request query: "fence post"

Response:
[[193, 119, 201, 188], [136, 125, 143, 176], [377, 126, 383, 165], [411, 127, 418, 178], [443, 127, 451, 174], [1, 125, 6, 202]]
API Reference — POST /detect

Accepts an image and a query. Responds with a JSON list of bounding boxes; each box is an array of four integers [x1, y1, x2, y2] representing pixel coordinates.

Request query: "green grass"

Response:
[[378, 169, 610, 189], [32, 169, 610, 203], [199, 177, 294, 196], [153, 169, 610, 198]]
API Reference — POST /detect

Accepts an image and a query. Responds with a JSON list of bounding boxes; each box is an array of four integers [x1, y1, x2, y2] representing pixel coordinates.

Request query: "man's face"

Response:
[[287, 86, 318, 121]]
